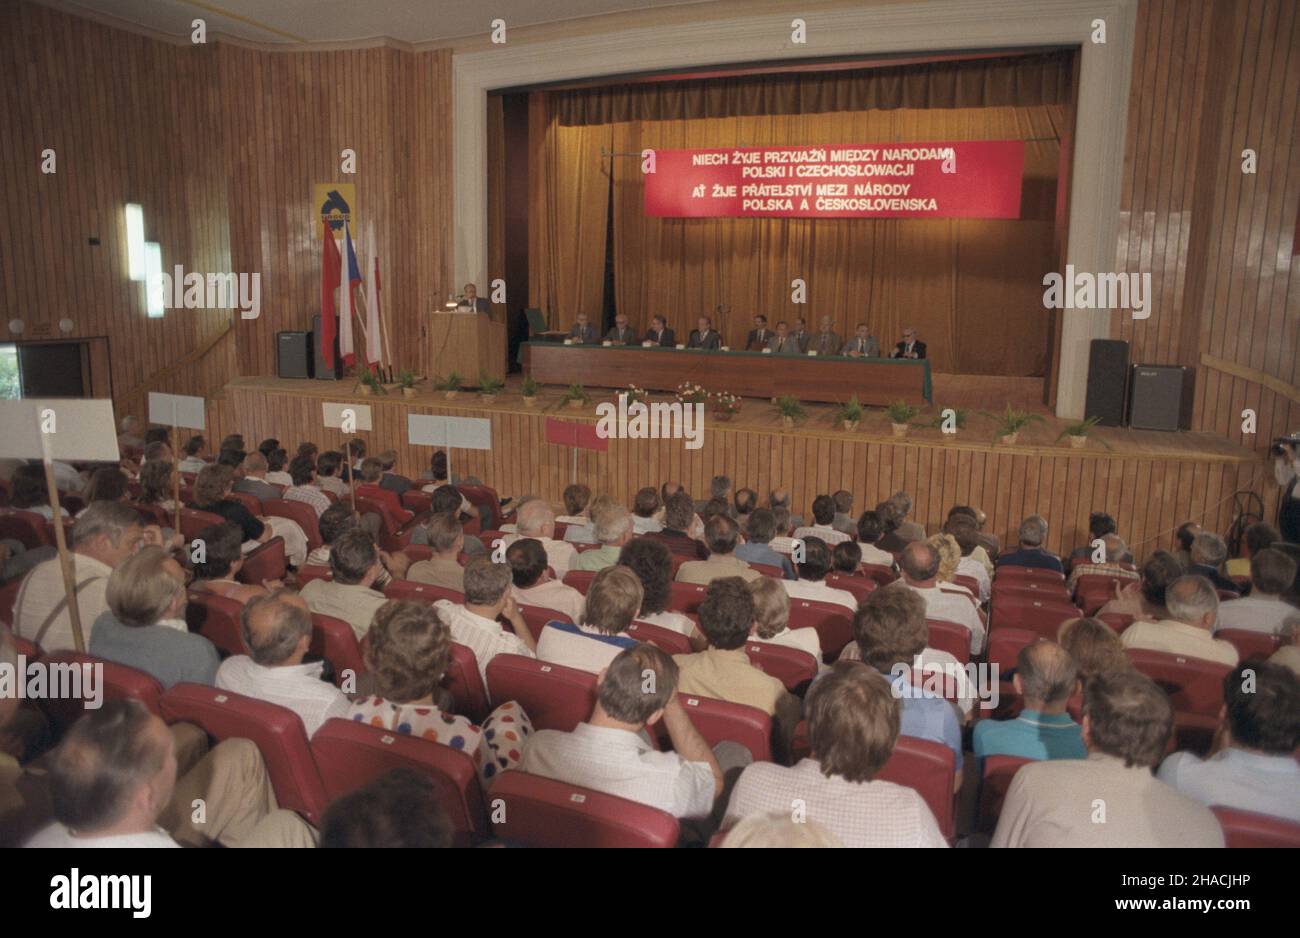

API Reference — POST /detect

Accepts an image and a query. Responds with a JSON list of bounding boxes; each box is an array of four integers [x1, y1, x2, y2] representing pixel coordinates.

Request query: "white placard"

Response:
[[447, 416, 492, 451], [407, 414, 449, 447], [322, 401, 373, 431], [0, 399, 120, 462], [148, 391, 206, 430]]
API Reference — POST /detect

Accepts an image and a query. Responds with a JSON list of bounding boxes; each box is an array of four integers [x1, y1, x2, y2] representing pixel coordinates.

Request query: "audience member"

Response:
[[972, 640, 1085, 764], [232, 452, 280, 502], [1215, 548, 1297, 635], [874, 500, 910, 554], [188, 522, 276, 604], [1097, 549, 1182, 622], [829, 490, 856, 537], [646, 491, 708, 560], [832, 540, 862, 575], [316, 450, 349, 498], [631, 486, 663, 534], [1056, 616, 1133, 685], [284, 454, 330, 517], [1173, 521, 1201, 569], [376, 450, 412, 495], [433, 557, 536, 683], [793, 494, 850, 545], [356, 458, 414, 525], [996, 515, 1063, 573], [507, 537, 584, 624], [735, 508, 795, 579], [1067, 533, 1140, 591], [893, 540, 985, 655], [319, 769, 451, 848], [618, 538, 697, 637], [298, 530, 390, 640], [557, 483, 596, 542], [1120, 575, 1238, 665], [1225, 521, 1279, 580], [506, 499, 577, 576], [856, 510, 896, 568], [677, 514, 760, 585], [571, 503, 633, 571], [9, 464, 68, 520], [265, 448, 292, 487], [138, 459, 177, 511], [1270, 619, 1300, 677], [1189, 532, 1239, 594], [721, 811, 843, 848], [889, 491, 925, 542], [406, 512, 467, 592], [780, 537, 857, 613], [536, 565, 642, 673], [747, 575, 821, 660]]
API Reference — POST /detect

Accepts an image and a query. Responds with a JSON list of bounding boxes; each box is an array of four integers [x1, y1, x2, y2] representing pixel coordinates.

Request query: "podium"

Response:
[[429, 311, 506, 384]]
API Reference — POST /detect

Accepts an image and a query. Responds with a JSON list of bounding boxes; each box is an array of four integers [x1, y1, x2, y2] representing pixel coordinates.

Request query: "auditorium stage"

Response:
[[211, 375, 1272, 561]]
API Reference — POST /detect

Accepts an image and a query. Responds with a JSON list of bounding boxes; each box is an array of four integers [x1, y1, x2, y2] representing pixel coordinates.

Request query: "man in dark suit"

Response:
[[232, 452, 280, 502], [767, 322, 800, 355], [1188, 532, 1240, 595], [459, 282, 490, 314], [996, 516, 1064, 573], [643, 315, 675, 347], [377, 450, 413, 496], [745, 315, 771, 351], [890, 327, 926, 360], [605, 313, 636, 345], [842, 323, 881, 358], [687, 316, 721, 350], [811, 315, 841, 356], [569, 313, 597, 344], [791, 318, 810, 352]]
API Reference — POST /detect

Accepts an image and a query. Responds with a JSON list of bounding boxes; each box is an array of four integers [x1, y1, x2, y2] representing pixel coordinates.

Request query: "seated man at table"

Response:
[[605, 313, 636, 345], [569, 313, 596, 344], [687, 316, 721, 350], [767, 321, 801, 355], [643, 314, 675, 347], [745, 314, 770, 351], [810, 316, 841, 356], [791, 318, 810, 352], [890, 327, 927, 359], [842, 323, 881, 358]]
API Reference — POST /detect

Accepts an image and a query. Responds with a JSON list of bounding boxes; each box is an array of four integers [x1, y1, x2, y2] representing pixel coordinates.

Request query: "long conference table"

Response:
[[522, 342, 932, 405]]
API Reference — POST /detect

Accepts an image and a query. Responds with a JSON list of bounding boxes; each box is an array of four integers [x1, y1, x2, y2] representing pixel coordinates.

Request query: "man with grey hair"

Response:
[[996, 514, 1064, 574], [677, 515, 761, 586], [571, 504, 633, 572], [830, 490, 856, 537], [695, 476, 734, 517], [232, 451, 279, 502], [1217, 548, 1299, 635], [1189, 531, 1239, 595], [506, 498, 576, 577], [894, 540, 986, 655], [214, 590, 350, 737], [434, 557, 536, 683], [1120, 575, 1239, 666], [767, 488, 804, 529], [890, 491, 926, 542], [973, 640, 1085, 765], [13, 501, 148, 653], [1066, 533, 1140, 591]]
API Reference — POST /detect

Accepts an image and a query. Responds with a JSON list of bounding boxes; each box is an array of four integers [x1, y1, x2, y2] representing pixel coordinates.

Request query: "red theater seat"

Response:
[[668, 581, 708, 615], [488, 771, 679, 848], [311, 719, 487, 847], [515, 603, 571, 639], [748, 561, 784, 579], [1097, 612, 1135, 633], [1124, 649, 1231, 718], [876, 736, 957, 841], [953, 574, 981, 597], [237, 537, 287, 585], [39, 651, 165, 731], [925, 619, 972, 664], [823, 573, 875, 603], [383, 580, 463, 605], [664, 694, 773, 763], [459, 484, 508, 532], [185, 591, 247, 656], [131, 502, 171, 527], [262, 498, 322, 550], [744, 641, 817, 692], [443, 642, 490, 724], [1214, 628, 1280, 661], [400, 490, 433, 514], [160, 683, 328, 823], [179, 507, 226, 542], [562, 570, 596, 594], [625, 619, 692, 654], [0, 578, 22, 628], [976, 754, 1033, 833], [227, 491, 262, 517], [786, 598, 853, 663], [989, 595, 1081, 638], [354, 493, 420, 551], [309, 613, 366, 684], [477, 530, 507, 552], [994, 565, 1065, 584], [0, 510, 51, 550], [1212, 806, 1300, 848], [295, 565, 332, 587], [485, 655, 596, 733], [859, 564, 897, 587]]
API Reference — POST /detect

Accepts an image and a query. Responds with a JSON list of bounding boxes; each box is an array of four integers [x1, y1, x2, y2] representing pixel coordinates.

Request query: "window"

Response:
[[0, 344, 19, 399]]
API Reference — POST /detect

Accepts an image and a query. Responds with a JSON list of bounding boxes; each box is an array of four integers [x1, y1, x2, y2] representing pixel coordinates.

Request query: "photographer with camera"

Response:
[[1274, 435, 1300, 543]]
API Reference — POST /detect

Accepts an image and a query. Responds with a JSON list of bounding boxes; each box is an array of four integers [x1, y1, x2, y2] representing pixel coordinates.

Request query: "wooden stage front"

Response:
[[211, 375, 1274, 561]]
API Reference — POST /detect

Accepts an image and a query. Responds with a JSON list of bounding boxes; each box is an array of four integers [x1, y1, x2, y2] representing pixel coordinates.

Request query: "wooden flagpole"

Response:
[[38, 429, 85, 652], [375, 255, 394, 383]]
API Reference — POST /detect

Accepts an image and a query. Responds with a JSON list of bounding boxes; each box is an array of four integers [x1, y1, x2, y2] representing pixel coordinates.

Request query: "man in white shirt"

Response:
[[316, 451, 349, 498], [1215, 548, 1297, 636], [216, 591, 350, 737], [1158, 660, 1300, 821], [507, 538, 585, 625], [893, 540, 986, 655], [725, 660, 947, 848], [781, 537, 858, 613], [1121, 575, 1239, 666], [505, 498, 577, 578], [13, 502, 145, 653], [24, 697, 313, 848], [298, 530, 390, 641], [519, 643, 722, 820], [434, 556, 537, 684], [283, 454, 331, 517], [176, 435, 209, 474], [535, 565, 642, 673], [992, 671, 1225, 847], [631, 487, 664, 535], [793, 494, 851, 546]]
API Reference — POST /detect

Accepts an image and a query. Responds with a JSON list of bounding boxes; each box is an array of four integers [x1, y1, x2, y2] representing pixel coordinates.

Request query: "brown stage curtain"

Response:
[[530, 53, 1071, 375]]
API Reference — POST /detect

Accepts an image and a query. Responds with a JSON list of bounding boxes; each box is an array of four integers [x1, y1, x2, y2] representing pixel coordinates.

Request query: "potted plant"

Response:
[[887, 400, 922, 438], [980, 403, 1046, 445], [622, 385, 649, 406], [775, 394, 805, 428], [710, 390, 741, 421], [437, 374, 462, 399], [833, 395, 864, 431], [520, 375, 540, 406], [562, 383, 590, 409], [478, 372, 505, 404], [1057, 415, 1112, 450], [357, 370, 387, 396], [675, 381, 708, 406], [397, 369, 418, 398]]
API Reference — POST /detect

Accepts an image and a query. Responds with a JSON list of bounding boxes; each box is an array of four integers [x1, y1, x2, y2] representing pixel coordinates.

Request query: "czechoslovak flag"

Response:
[[337, 221, 362, 367]]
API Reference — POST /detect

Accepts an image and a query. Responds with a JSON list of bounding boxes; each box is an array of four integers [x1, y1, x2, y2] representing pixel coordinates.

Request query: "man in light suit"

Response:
[[687, 316, 721, 350], [569, 313, 597, 344], [891, 327, 927, 360], [606, 313, 636, 345], [767, 322, 801, 355], [745, 315, 771, 351], [459, 282, 490, 314], [842, 323, 881, 358], [791, 318, 810, 352], [643, 315, 675, 347], [811, 315, 841, 356]]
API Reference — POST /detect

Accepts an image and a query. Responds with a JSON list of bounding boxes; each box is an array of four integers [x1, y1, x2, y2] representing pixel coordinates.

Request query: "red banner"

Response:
[[545, 418, 608, 452], [644, 140, 1024, 219]]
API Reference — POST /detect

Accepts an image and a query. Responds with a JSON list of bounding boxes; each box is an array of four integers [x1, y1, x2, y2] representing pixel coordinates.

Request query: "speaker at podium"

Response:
[[429, 309, 506, 385]]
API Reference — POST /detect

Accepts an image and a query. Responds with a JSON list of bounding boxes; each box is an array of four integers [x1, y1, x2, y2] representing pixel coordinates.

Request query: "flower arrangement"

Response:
[[622, 385, 650, 406], [710, 390, 741, 420], [675, 382, 708, 405]]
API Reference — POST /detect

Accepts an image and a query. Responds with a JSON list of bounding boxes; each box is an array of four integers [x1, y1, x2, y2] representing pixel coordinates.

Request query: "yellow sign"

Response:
[[314, 183, 356, 238]]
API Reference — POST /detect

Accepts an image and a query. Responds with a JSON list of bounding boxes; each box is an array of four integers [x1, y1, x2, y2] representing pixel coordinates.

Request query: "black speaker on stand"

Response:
[[1129, 364, 1194, 431], [277, 331, 312, 379], [311, 314, 341, 380], [1083, 339, 1130, 427]]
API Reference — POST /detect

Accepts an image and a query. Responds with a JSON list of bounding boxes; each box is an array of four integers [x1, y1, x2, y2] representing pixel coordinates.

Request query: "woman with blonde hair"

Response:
[[928, 532, 976, 603], [1057, 616, 1133, 684]]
